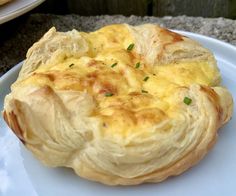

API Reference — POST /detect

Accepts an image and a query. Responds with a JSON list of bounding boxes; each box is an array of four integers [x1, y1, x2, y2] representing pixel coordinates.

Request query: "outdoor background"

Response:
[[34, 0, 236, 18]]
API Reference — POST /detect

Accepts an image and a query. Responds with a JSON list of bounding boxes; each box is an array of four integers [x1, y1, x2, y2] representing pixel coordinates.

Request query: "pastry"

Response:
[[3, 24, 233, 185]]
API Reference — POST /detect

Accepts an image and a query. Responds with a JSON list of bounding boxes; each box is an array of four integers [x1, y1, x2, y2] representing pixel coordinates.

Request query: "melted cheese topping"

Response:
[[15, 24, 220, 138]]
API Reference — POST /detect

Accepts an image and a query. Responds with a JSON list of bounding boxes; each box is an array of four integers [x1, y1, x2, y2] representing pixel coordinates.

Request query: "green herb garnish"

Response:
[[105, 92, 113, 97], [69, 63, 74, 67], [141, 90, 148, 93], [143, 76, 149, 82], [183, 97, 192, 105], [111, 62, 118, 68], [135, 62, 140, 69], [127, 43, 135, 51]]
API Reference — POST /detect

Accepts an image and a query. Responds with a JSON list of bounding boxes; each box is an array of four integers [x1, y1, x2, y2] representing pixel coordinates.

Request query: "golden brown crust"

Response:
[[70, 85, 221, 185], [2, 24, 233, 185], [3, 110, 25, 144]]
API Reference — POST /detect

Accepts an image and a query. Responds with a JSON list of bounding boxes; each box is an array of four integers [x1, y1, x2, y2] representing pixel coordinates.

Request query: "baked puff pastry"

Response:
[[3, 24, 233, 185]]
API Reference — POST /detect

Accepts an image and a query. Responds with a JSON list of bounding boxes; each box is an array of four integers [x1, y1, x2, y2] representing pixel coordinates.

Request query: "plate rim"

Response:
[[0, 0, 45, 25], [0, 29, 236, 196]]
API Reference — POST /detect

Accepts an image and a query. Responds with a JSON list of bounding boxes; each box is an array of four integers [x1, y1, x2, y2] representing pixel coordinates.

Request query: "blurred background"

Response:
[[32, 0, 236, 18]]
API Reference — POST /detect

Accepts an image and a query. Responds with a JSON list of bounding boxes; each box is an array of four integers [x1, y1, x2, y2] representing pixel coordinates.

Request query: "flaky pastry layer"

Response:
[[3, 24, 233, 185]]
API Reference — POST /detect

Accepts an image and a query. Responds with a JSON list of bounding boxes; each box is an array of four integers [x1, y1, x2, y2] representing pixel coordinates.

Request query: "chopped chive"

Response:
[[183, 97, 192, 105], [127, 43, 135, 51], [143, 76, 149, 82], [111, 62, 118, 68], [135, 62, 140, 68], [141, 90, 148, 93], [69, 63, 74, 67], [105, 92, 113, 97]]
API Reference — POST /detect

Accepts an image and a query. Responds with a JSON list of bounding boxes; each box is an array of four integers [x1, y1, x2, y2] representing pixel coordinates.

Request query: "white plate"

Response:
[[0, 31, 236, 196], [0, 0, 45, 25]]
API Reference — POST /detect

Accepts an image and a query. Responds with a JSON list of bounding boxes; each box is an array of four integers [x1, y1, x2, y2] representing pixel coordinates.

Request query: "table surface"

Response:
[[0, 14, 236, 76]]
